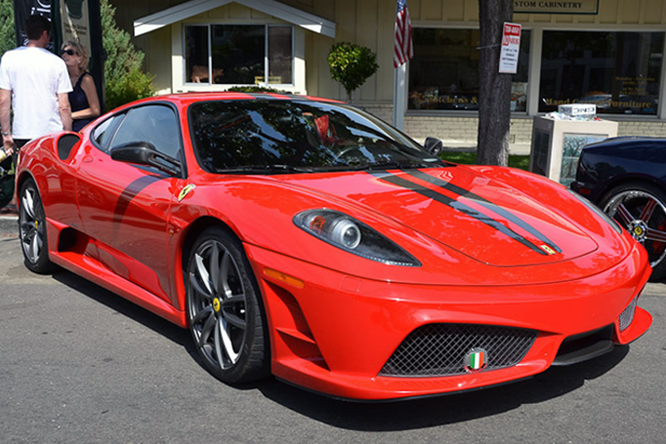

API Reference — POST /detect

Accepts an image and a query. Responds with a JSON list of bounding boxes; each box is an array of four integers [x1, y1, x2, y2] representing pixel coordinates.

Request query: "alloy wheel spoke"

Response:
[[219, 317, 240, 363], [30, 231, 41, 262], [189, 271, 214, 301], [222, 310, 246, 330], [615, 203, 635, 226], [209, 242, 221, 295], [22, 190, 35, 220], [639, 198, 658, 222], [198, 310, 217, 348], [646, 227, 666, 243], [194, 253, 214, 295], [222, 294, 245, 307], [192, 305, 214, 325], [22, 226, 36, 243], [220, 251, 232, 298], [213, 319, 226, 366], [21, 221, 36, 232]]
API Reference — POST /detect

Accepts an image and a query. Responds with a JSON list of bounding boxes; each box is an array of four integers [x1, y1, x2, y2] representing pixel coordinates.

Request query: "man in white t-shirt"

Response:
[[0, 14, 72, 213]]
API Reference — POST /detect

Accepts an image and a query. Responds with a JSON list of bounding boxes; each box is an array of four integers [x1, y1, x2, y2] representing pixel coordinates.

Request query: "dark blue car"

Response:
[[571, 137, 666, 281]]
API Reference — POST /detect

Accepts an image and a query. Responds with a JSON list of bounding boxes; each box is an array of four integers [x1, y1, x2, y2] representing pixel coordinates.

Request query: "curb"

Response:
[[0, 215, 18, 237]]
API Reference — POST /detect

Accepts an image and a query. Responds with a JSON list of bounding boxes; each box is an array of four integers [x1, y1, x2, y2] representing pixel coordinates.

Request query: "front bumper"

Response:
[[245, 243, 652, 401]]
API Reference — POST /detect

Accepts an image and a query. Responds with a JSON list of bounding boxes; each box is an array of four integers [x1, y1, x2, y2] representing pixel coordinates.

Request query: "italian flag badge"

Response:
[[466, 348, 487, 372]]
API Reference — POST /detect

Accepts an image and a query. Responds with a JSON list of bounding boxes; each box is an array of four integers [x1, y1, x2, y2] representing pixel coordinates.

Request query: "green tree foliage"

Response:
[[101, 0, 154, 110], [0, 1, 153, 110], [327, 42, 378, 102], [0, 0, 15, 56]]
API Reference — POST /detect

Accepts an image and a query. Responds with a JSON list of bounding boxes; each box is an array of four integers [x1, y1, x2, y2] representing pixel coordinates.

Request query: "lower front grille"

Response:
[[379, 323, 537, 377], [619, 297, 637, 331]]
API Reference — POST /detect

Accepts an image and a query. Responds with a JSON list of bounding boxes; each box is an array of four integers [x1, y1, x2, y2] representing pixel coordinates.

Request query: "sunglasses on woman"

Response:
[[61, 49, 77, 56]]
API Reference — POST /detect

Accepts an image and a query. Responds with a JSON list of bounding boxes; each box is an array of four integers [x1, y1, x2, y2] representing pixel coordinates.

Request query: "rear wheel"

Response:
[[185, 226, 269, 383], [19, 178, 53, 274], [601, 182, 666, 281]]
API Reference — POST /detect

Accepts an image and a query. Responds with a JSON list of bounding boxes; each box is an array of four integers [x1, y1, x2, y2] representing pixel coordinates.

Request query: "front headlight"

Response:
[[294, 209, 420, 266], [568, 189, 622, 234]]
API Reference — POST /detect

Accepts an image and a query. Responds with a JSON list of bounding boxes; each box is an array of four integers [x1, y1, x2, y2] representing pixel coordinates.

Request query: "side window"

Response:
[[92, 113, 126, 152], [111, 105, 182, 159]]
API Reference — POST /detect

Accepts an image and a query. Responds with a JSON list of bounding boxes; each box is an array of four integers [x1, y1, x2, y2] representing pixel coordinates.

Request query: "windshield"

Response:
[[188, 99, 444, 174]]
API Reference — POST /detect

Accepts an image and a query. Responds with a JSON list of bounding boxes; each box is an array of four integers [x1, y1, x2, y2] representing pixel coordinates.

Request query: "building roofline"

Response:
[[134, 0, 336, 38]]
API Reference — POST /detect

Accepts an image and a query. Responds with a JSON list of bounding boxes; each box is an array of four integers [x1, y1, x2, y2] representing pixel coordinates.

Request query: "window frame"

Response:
[[91, 102, 187, 178], [404, 23, 666, 120], [537, 28, 664, 117], [406, 25, 532, 116], [182, 23, 295, 88]]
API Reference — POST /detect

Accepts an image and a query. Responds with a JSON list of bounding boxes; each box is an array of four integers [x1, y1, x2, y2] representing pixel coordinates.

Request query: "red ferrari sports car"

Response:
[[16, 93, 651, 401]]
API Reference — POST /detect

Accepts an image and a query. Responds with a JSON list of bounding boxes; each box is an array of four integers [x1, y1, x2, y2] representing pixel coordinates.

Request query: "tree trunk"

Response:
[[477, 0, 513, 166]]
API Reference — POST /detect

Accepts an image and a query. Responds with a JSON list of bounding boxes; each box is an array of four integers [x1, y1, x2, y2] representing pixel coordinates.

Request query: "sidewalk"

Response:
[[0, 214, 17, 237], [439, 140, 531, 155]]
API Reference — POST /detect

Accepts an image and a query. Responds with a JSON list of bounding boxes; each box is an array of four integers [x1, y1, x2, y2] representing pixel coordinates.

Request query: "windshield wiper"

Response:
[[214, 164, 315, 174], [350, 160, 447, 171]]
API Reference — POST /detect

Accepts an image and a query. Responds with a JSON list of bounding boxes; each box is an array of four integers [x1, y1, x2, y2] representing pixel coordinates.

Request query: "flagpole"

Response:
[[392, 0, 412, 131], [393, 63, 407, 130]]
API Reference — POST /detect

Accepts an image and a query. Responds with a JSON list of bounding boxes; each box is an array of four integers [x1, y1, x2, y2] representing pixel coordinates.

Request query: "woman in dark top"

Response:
[[61, 41, 100, 132]]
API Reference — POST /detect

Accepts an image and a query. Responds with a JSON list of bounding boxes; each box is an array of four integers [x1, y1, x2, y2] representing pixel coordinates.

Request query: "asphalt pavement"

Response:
[[1, 218, 665, 443]]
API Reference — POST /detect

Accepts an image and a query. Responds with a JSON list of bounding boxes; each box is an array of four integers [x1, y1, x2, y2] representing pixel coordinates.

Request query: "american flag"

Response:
[[394, 0, 413, 68]]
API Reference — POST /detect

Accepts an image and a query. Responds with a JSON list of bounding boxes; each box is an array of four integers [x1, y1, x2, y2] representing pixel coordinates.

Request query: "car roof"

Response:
[[136, 92, 347, 108]]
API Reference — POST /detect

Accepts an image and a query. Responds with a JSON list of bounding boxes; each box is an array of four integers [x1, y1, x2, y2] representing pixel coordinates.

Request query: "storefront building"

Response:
[[113, 0, 666, 148]]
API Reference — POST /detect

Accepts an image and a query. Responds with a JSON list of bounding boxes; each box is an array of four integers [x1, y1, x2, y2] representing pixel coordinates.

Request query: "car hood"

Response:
[[276, 167, 599, 267]]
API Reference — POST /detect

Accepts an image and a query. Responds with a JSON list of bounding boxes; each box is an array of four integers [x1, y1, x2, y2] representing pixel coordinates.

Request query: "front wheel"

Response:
[[185, 226, 269, 383], [601, 182, 666, 281], [19, 178, 53, 274]]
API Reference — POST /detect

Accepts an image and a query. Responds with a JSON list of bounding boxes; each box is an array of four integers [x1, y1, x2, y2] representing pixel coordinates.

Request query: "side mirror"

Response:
[[424, 137, 443, 156], [111, 141, 182, 177]]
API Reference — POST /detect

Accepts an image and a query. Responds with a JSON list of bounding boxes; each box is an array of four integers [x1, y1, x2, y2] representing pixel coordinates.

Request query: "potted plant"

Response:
[[327, 42, 379, 102]]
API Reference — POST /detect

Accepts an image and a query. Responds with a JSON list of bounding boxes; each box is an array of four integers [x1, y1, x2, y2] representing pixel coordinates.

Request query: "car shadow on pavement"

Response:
[[253, 342, 630, 430], [51, 267, 192, 349], [50, 265, 630, 430]]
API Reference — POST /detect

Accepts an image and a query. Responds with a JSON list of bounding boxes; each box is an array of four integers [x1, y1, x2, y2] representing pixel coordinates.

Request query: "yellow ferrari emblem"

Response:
[[213, 298, 221, 312], [633, 226, 644, 236], [540, 244, 557, 255], [178, 184, 196, 202]]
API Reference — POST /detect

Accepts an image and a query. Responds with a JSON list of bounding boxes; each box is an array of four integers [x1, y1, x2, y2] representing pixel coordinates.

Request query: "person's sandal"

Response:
[[0, 203, 17, 214]]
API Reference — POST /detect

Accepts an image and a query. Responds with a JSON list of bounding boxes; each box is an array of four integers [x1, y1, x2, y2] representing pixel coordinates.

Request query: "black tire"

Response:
[[185, 226, 270, 383], [18, 178, 54, 274], [600, 182, 666, 281]]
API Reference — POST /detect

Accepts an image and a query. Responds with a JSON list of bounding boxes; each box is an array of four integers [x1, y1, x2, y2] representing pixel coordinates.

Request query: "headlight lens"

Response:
[[568, 189, 622, 234], [294, 209, 420, 266]]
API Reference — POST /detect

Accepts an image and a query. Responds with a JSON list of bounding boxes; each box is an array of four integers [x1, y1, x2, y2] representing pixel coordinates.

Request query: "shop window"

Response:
[[184, 24, 293, 85], [540, 31, 664, 115], [408, 28, 530, 112]]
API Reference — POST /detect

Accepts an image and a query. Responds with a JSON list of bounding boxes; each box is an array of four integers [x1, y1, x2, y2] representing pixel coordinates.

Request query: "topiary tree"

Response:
[[101, 0, 154, 110], [227, 86, 289, 94], [327, 42, 378, 102]]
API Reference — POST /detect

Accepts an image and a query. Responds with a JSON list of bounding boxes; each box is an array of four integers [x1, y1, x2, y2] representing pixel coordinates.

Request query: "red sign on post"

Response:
[[499, 22, 522, 74]]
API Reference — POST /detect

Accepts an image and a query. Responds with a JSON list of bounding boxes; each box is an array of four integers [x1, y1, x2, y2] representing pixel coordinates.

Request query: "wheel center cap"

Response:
[[213, 298, 221, 313], [629, 220, 648, 242]]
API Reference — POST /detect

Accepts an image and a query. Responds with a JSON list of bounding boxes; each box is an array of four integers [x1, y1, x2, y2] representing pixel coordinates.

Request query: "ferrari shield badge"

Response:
[[178, 184, 196, 202], [539, 244, 557, 255], [465, 348, 488, 372]]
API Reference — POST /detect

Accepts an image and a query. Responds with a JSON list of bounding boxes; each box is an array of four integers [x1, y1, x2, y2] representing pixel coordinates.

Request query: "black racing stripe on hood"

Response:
[[406, 170, 562, 254], [373, 172, 550, 256]]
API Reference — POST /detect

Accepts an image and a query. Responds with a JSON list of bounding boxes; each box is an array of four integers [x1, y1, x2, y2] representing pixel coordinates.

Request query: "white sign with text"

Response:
[[499, 23, 522, 74]]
